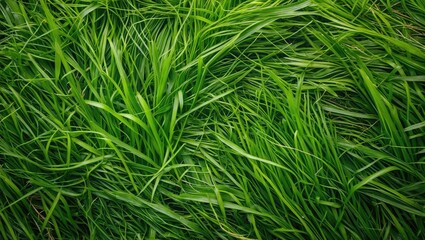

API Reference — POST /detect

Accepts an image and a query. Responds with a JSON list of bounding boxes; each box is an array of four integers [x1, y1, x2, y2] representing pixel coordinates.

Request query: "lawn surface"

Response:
[[1, 0, 425, 239]]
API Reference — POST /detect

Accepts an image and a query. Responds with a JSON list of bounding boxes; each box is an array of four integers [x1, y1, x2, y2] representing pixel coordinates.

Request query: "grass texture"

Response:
[[1, 0, 425, 239]]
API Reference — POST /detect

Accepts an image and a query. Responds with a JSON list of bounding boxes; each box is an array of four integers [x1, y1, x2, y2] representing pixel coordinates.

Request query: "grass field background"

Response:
[[1, 0, 425, 239]]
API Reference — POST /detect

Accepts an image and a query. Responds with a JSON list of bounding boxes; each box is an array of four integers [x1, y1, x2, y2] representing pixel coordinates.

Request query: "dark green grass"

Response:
[[1, 0, 425, 239]]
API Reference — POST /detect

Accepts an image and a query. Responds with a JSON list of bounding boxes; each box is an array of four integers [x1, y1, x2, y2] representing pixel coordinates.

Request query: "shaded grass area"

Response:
[[1, 0, 425, 239]]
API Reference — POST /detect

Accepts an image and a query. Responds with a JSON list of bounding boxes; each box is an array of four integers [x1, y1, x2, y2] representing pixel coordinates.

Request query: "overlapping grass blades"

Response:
[[1, 0, 425, 239]]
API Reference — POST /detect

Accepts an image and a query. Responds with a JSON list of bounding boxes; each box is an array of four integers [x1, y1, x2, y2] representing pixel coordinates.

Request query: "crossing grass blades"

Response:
[[1, 0, 425, 239]]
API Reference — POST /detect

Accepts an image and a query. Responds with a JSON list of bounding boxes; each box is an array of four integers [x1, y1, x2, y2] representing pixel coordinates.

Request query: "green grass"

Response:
[[1, 0, 425, 239]]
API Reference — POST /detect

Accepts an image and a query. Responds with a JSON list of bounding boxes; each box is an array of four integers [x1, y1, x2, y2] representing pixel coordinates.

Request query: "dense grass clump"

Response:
[[1, 0, 425, 239]]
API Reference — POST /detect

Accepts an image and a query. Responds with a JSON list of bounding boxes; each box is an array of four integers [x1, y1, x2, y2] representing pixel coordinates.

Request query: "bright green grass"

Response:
[[1, 0, 425, 239]]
